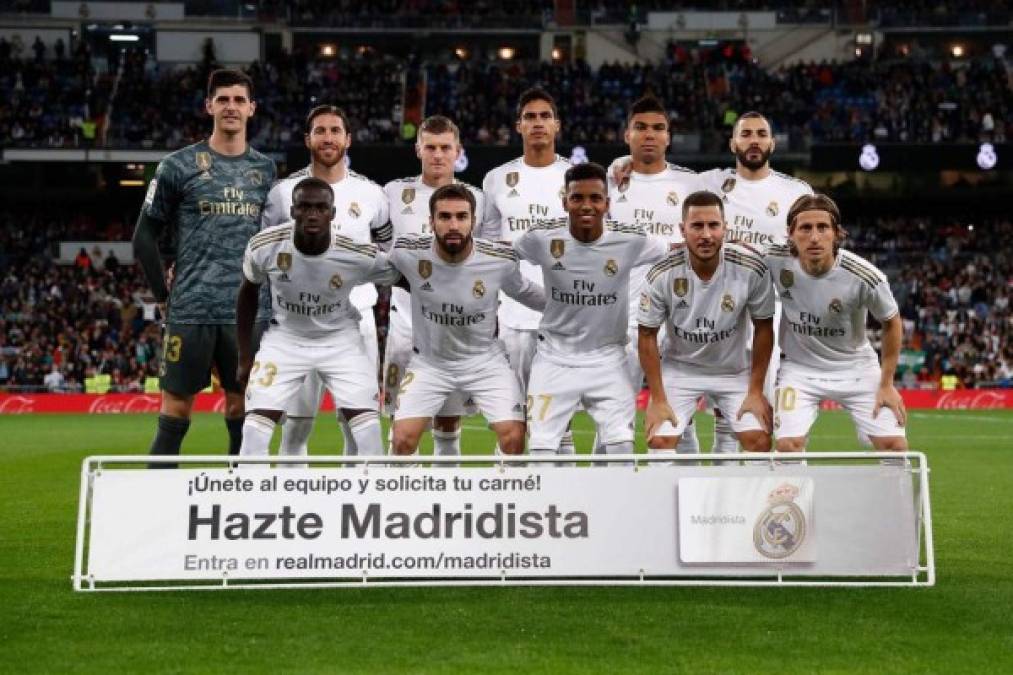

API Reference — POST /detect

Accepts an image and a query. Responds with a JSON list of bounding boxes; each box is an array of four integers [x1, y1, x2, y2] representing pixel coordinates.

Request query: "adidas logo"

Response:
[[401, 206, 414, 214], [278, 273, 291, 283], [781, 290, 792, 299], [200, 171, 212, 180], [512, 403, 523, 413], [421, 282, 433, 291], [552, 262, 566, 270], [676, 299, 689, 308], [617, 195, 628, 202], [507, 189, 520, 198]]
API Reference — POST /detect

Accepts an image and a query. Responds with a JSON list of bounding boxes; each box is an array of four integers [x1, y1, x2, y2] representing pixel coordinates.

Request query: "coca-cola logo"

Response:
[[88, 395, 161, 414], [0, 396, 35, 414], [935, 391, 1008, 410]]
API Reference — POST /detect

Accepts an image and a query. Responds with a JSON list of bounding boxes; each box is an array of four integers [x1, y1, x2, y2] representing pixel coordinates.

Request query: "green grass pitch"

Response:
[[1, 410, 1011, 673]]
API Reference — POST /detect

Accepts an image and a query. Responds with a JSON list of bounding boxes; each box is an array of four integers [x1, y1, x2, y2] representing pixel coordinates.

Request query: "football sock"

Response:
[[339, 416, 359, 455], [676, 420, 700, 454], [712, 415, 739, 454], [240, 413, 275, 457], [225, 416, 244, 456], [148, 414, 189, 469], [433, 428, 461, 456], [280, 417, 313, 457], [346, 411, 383, 456]]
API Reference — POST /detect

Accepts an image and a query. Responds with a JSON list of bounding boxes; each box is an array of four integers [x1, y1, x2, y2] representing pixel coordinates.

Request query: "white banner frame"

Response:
[[72, 452, 935, 592]]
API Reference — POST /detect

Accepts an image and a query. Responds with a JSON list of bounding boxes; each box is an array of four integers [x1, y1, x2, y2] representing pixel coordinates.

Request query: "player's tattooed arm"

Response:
[[132, 212, 169, 302], [874, 314, 907, 427], [638, 323, 678, 438], [235, 278, 261, 390], [739, 316, 774, 433]]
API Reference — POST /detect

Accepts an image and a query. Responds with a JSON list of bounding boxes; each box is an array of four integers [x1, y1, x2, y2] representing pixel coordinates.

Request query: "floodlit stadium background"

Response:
[[0, 2, 1010, 672]]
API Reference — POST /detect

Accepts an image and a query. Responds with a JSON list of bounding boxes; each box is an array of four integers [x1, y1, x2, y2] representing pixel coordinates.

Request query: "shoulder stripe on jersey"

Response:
[[529, 218, 568, 232], [840, 258, 881, 287], [394, 235, 431, 250], [334, 234, 378, 253], [767, 244, 791, 257], [645, 253, 686, 283], [373, 222, 393, 242], [333, 239, 378, 258], [249, 230, 291, 250], [475, 243, 518, 261], [841, 251, 882, 277], [725, 251, 767, 277], [250, 229, 290, 244], [606, 222, 647, 235]]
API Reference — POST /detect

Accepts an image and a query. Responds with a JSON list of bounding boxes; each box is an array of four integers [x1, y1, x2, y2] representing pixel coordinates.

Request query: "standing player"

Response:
[[261, 105, 390, 460], [514, 163, 668, 457], [385, 185, 544, 456], [607, 94, 702, 457], [765, 194, 907, 452], [638, 191, 775, 454], [697, 111, 814, 456], [383, 115, 485, 459], [236, 178, 397, 458], [482, 87, 574, 457], [133, 69, 276, 466]]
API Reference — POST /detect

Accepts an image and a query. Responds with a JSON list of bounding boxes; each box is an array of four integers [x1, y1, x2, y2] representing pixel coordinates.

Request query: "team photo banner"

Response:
[[76, 458, 931, 589]]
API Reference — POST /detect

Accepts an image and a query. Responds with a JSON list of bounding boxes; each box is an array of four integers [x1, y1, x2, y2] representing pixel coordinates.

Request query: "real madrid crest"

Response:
[[721, 177, 736, 193], [505, 171, 519, 188], [753, 483, 806, 559], [246, 169, 263, 186], [473, 279, 486, 298], [721, 293, 735, 312], [418, 259, 432, 279], [401, 188, 415, 204], [276, 252, 292, 272], [666, 191, 679, 207], [550, 239, 565, 259], [348, 202, 362, 218], [329, 274, 343, 289], [639, 293, 650, 312], [766, 201, 778, 217], [829, 298, 843, 313], [604, 259, 619, 276], [673, 277, 688, 297], [780, 269, 794, 288], [195, 152, 212, 172]]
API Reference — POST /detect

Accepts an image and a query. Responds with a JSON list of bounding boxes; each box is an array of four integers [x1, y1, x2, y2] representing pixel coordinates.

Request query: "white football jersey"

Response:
[[261, 167, 391, 310], [609, 164, 702, 328], [698, 168, 813, 251], [384, 175, 485, 324], [482, 155, 570, 330], [514, 219, 668, 365], [765, 245, 899, 373], [639, 243, 775, 376], [387, 236, 544, 365], [242, 225, 398, 344]]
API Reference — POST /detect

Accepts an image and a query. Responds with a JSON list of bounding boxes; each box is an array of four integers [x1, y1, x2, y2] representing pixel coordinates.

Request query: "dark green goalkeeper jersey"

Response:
[[143, 140, 276, 324]]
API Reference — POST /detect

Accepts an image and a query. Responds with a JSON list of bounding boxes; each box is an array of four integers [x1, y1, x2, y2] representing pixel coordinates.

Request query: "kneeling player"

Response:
[[639, 191, 775, 454], [765, 194, 907, 452], [235, 178, 399, 460], [386, 184, 545, 456]]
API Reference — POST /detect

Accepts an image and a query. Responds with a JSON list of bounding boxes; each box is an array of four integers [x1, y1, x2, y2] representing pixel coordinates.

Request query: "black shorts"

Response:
[[158, 322, 269, 396]]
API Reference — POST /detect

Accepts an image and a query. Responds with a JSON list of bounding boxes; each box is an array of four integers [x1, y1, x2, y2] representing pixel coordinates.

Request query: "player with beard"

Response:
[[382, 116, 485, 460], [384, 184, 544, 456], [261, 105, 390, 463], [697, 112, 813, 459], [638, 191, 774, 455]]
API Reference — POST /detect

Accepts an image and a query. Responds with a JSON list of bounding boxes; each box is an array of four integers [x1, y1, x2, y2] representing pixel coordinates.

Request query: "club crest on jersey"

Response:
[[473, 280, 486, 298], [348, 202, 361, 218], [245, 169, 263, 186], [780, 269, 794, 288], [721, 177, 736, 193], [329, 274, 343, 290], [402, 188, 415, 204], [766, 201, 779, 217], [673, 277, 688, 297], [276, 253, 292, 272], [604, 259, 619, 276], [195, 152, 212, 172], [418, 260, 432, 279], [550, 239, 565, 259], [721, 293, 735, 312], [665, 191, 680, 207], [639, 293, 650, 312], [829, 298, 843, 313], [506, 172, 519, 188]]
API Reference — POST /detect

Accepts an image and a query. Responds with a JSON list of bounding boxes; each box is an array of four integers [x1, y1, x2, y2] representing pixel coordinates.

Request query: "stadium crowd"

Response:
[[2, 43, 1008, 150], [1, 209, 1008, 392]]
